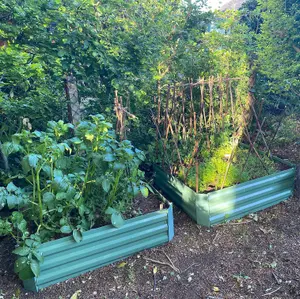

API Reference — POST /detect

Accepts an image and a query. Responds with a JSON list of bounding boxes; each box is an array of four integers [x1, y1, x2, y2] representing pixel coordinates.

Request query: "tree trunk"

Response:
[[64, 75, 81, 125]]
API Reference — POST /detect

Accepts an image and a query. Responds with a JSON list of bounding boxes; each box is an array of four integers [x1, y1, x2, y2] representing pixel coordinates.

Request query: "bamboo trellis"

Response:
[[152, 75, 272, 190]]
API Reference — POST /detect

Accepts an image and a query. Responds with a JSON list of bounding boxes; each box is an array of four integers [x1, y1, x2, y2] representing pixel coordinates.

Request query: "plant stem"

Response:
[[81, 159, 91, 200], [31, 169, 36, 202], [36, 169, 43, 225], [106, 170, 123, 208]]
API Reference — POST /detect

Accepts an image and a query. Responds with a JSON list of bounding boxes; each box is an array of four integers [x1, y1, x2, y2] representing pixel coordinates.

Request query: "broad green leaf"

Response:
[[59, 218, 67, 226], [105, 207, 117, 215], [52, 176, 69, 192], [21, 158, 31, 174], [56, 157, 69, 169], [85, 133, 94, 141], [42, 165, 51, 177], [111, 212, 124, 228], [11, 211, 23, 223], [72, 229, 83, 243], [69, 137, 82, 144], [14, 257, 28, 273], [32, 251, 44, 263], [13, 246, 30, 256], [28, 154, 40, 168], [43, 192, 55, 203], [60, 225, 72, 234], [104, 153, 115, 162], [56, 192, 67, 200], [65, 187, 76, 200], [113, 162, 125, 170], [102, 179, 111, 193], [18, 264, 34, 280], [17, 219, 27, 233], [25, 239, 34, 247], [30, 259, 40, 277], [124, 148, 134, 156], [135, 149, 145, 161], [2, 142, 21, 156], [7, 182, 18, 192], [7, 195, 18, 209], [140, 186, 149, 198]]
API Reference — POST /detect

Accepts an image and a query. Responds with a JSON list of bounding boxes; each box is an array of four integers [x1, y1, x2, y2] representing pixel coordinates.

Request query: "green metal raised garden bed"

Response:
[[23, 201, 174, 292], [154, 162, 295, 227]]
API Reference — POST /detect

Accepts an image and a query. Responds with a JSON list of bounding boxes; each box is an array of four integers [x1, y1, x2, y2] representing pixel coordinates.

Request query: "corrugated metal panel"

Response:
[[154, 167, 198, 222], [207, 168, 295, 225], [154, 167, 295, 227], [23, 204, 174, 292]]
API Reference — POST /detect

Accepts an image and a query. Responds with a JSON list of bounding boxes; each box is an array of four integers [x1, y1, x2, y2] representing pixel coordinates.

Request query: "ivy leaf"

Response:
[[72, 229, 83, 243], [60, 225, 72, 234], [13, 246, 30, 256], [102, 179, 111, 193], [30, 259, 40, 277], [111, 212, 124, 228]]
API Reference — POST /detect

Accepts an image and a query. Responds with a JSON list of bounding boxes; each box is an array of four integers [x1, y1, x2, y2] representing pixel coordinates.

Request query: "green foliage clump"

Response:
[[0, 115, 148, 280], [179, 144, 277, 192], [266, 114, 300, 147]]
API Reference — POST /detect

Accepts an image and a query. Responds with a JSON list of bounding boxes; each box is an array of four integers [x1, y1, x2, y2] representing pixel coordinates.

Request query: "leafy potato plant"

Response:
[[0, 115, 148, 280]]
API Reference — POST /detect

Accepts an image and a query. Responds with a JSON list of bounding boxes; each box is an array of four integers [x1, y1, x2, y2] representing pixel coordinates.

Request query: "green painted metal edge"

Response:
[[154, 165, 296, 227], [23, 201, 174, 292], [152, 186, 174, 241], [154, 166, 198, 221]]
